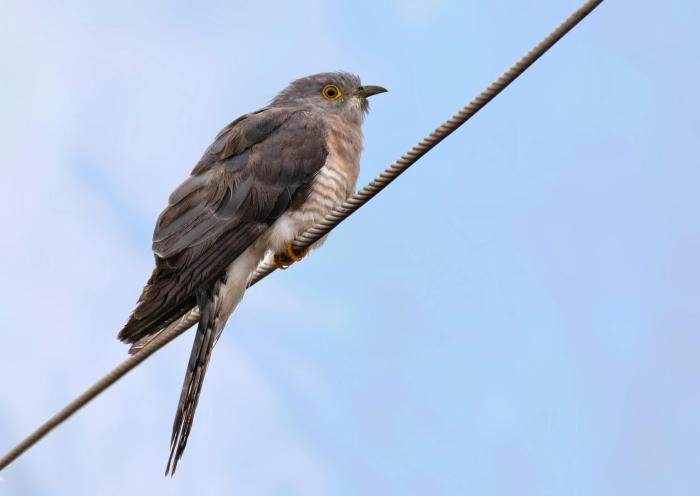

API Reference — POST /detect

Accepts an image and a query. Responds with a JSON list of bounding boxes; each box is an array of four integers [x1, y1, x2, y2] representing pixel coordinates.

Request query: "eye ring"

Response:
[[321, 84, 342, 101]]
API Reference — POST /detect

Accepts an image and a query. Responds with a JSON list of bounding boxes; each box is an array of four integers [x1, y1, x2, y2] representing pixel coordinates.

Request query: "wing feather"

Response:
[[119, 107, 327, 343]]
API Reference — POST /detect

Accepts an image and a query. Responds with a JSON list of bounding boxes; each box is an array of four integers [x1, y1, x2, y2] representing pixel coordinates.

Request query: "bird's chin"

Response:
[[359, 97, 370, 114], [343, 96, 368, 124]]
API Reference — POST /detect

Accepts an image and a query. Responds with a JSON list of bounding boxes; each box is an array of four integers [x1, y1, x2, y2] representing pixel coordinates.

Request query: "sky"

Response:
[[1, 0, 699, 494]]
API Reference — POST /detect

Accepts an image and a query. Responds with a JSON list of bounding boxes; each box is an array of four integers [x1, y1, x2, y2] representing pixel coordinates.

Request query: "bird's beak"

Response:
[[353, 85, 388, 98]]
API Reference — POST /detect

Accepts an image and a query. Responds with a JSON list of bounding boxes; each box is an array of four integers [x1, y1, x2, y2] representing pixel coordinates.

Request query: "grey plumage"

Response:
[[119, 108, 328, 344], [117, 71, 386, 475], [166, 279, 224, 475]]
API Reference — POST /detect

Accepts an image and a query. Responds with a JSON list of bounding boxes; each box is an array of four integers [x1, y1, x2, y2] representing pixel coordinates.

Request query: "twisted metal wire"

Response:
[[0, 0, 604, 472]]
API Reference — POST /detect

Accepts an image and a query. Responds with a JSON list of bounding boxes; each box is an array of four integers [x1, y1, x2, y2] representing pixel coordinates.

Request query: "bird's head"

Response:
[[270, 71, 387, 123]]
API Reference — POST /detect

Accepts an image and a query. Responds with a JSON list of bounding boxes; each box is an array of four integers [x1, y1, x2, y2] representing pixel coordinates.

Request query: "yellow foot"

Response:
[[273, 242, 311, 269]]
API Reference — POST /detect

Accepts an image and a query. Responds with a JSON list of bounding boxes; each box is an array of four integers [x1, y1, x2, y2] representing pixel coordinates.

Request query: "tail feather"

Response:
[[165, 280, 223, 476]]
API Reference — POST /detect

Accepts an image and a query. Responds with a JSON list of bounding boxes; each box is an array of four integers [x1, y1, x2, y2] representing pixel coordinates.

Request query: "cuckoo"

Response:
[[117, 72, 386, 475]]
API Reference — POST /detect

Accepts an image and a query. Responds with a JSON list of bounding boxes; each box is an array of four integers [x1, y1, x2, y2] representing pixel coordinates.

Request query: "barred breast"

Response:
[[264, 114, 363, 254], [303, 116, 362, 218]]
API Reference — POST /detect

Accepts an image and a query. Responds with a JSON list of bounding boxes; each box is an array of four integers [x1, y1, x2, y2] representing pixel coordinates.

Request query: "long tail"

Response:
[[165, 280, 225, 476]]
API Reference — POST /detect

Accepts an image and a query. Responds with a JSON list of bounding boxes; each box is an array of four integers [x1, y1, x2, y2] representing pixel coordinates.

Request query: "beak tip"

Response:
[[356, 85, 388, 98]]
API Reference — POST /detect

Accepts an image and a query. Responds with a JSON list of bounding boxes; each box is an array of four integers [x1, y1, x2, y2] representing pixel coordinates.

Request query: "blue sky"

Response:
[[1, 0, 699, 494]]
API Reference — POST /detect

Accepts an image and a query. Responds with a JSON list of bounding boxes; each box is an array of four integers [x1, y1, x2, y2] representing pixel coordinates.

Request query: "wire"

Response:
[[0, 0, 604, 472]]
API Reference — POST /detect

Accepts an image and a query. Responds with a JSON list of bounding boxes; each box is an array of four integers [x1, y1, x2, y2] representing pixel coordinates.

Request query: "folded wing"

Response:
[[118, 107, 328, 344]]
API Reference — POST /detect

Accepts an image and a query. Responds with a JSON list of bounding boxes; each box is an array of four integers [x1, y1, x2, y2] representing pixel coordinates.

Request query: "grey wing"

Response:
[[118, 107, 327, 343]]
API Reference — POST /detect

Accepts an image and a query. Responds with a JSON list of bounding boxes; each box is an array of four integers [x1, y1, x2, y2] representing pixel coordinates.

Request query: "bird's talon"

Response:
[[274, 254, 291, 270], [274, 242, 310, 269], [285, 242, 310, 262]]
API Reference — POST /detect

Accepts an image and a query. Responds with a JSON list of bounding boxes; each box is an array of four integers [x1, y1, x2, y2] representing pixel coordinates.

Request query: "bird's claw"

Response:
[[274, 242, 310, 269]]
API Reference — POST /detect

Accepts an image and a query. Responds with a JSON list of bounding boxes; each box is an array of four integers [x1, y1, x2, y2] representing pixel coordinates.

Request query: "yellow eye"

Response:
[[321, 84, 342, 100]]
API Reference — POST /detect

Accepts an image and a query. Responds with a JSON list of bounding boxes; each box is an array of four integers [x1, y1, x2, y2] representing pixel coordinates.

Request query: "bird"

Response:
[[116, 72, 387, 475]]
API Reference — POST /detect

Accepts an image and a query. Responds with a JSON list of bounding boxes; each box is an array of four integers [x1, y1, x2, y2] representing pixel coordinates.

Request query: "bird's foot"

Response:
[[274, 242, 311, 269]]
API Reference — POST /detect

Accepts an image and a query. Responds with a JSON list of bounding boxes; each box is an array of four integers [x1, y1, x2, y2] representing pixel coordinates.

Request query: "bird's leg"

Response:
[[274, 242, 311, 269]]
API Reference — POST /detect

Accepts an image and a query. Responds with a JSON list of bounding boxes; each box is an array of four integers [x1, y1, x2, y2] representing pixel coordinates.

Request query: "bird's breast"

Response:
[[301, 119, 362, 220], [264, 118, 363, 253]]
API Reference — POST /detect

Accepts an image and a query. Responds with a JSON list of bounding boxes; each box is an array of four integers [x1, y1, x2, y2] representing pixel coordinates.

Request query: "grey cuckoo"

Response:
[[117, 72, 386, 475]]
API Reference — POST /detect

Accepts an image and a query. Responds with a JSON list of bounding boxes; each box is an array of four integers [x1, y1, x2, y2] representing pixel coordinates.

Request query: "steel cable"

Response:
[[0, 0, 604, 471]]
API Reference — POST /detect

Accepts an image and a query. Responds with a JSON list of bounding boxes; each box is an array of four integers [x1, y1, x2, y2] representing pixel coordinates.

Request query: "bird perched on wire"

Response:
[[116, 72, 387, 475]]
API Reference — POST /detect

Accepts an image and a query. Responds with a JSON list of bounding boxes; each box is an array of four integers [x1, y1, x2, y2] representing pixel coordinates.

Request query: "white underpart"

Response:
[[214, 115, 363, 341]]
